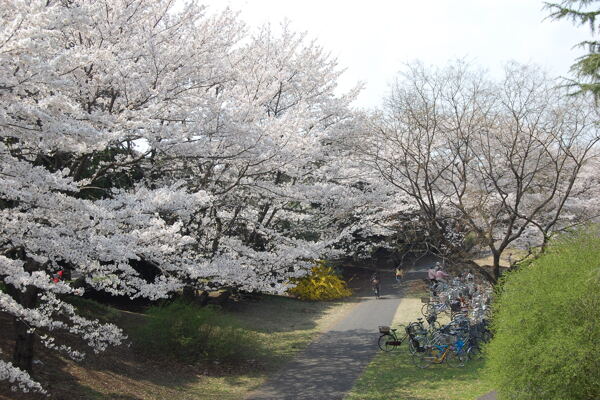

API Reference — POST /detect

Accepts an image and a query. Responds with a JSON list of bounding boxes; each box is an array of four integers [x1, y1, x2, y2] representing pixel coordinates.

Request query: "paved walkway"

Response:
[[245, 257, 436, 400]]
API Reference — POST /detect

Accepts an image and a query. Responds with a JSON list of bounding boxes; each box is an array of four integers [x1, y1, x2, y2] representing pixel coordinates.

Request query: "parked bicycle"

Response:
[[375, 265, 494, 369], [377, 325, 407, 352], [421, 298, 451, 318], [411, 330, 468, 368]]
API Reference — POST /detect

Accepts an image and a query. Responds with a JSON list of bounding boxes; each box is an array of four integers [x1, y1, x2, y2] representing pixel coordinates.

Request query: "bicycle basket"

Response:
[[378, 325, 390, 334], [420, 297, 430, 303]]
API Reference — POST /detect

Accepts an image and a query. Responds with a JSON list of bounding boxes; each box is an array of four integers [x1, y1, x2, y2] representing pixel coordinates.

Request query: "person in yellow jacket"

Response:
[[395, 267, 404, 283]]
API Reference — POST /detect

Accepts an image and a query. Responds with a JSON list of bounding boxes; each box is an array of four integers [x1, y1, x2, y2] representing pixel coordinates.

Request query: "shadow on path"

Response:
[[246, 256, 440, 400], [246, 328, 375, 400]]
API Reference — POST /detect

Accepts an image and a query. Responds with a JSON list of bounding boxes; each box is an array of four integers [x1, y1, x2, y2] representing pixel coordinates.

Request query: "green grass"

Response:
[[347, 350, 492, 400], [154, 296, 354, 399], [64, 295, 120, 323], [16, 294, 355, 400], [130, 301, 266, 364], [227, 295, 353, 365], [347, 288, 493, 400]]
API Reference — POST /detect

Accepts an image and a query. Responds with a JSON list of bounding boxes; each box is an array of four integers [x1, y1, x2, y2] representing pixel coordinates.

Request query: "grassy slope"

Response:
[[346, 281, 493, 400], [0, 295, 355, 400]]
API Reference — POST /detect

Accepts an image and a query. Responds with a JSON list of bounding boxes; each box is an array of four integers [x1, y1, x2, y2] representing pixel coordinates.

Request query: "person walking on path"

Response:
[[371, 272, 381, 299], [427, 267, 437, 284], [435, 265, 449, 282], [395, 267, 404, 283], [246, 255, 435, 400]]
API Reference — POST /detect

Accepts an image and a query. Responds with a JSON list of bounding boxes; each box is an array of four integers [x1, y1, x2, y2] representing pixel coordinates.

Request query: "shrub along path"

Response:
[[245, 257, 435, 400]]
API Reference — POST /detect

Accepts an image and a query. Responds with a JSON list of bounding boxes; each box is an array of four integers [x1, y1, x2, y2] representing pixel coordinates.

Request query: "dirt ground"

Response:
[[0, 264, 427, 400], [0, 292, 358, 400]]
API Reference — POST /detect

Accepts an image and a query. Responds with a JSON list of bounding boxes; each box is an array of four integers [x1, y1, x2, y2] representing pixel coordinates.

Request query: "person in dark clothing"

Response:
[[371, 272, 381, 299]]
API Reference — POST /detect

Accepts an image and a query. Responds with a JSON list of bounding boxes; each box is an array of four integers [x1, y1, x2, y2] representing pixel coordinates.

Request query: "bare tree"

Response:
[[361, 61, 600, 282]]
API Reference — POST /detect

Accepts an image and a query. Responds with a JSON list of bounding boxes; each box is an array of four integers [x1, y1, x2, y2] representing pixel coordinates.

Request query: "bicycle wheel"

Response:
[[377, 333, 398, 352], [373, 286, 380, 299], [441, 305, 452, 319], [421, 303, 433, 317], [446, 347, 468, 367], [466, 343, 483, 360], [407, 321, 425, 334], [412, 346, 435, 369], [408, 334, 427, 355], [428, 320, 442, 332]]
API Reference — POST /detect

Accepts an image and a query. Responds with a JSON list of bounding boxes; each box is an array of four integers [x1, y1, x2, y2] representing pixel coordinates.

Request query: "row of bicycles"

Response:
[[377, 273, 493, 368], [425, 276, 493, 322], [378, 314, 492, 368]]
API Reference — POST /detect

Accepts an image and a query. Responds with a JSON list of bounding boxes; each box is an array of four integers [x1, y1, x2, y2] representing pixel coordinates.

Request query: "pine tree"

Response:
[[546, 1, 600, 97]]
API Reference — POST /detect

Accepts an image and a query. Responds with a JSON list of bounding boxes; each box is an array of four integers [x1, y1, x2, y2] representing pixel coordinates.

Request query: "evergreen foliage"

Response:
[[485, 227, 600, 399], [546, 0, 600, 97], [288, 262, 352, 301]]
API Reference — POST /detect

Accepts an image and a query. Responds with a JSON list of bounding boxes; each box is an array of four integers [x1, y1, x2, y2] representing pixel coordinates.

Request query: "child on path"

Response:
[[395, 267, 404, 283], [371, 272, 381, 299]]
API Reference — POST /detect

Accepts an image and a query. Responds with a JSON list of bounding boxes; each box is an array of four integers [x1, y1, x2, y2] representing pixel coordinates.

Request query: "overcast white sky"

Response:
[[201, 0, 590, 109]]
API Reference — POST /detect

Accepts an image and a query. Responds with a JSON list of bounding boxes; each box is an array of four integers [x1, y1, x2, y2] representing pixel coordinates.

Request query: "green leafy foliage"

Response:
[[462, 231, 479, 252], [288, 262, 352, 301], [485, 227, 600, 399], [131, 301, 264, 363]]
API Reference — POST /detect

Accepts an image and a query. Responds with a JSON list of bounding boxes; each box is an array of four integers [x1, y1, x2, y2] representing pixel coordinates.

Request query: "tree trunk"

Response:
[[492, 251, 501, 283], [14, 316, 35, 372], [7, 284, 38, 372], [198, 290, 209, 307], [463, 260, 495, 284], [182, 285, 196, 302]]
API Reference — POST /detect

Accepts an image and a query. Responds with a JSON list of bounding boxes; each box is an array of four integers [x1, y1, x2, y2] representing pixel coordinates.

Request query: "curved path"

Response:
[[245, 257, 435, 400]]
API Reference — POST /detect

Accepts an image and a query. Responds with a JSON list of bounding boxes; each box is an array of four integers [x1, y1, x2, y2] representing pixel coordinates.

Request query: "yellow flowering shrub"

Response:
[[288, 262, 352, 301]]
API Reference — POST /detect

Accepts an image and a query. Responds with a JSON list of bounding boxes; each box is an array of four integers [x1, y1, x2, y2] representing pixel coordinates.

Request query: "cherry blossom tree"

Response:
[[143, 21, 363, 295], [0, 0, 238, 393], [0, 1, 366, 394]]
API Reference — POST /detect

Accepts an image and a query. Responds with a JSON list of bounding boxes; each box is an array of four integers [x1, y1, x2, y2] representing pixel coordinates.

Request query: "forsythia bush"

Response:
[[288, 262, 352, 301]]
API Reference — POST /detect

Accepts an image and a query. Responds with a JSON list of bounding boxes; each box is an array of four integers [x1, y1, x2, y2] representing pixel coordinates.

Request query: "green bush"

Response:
[[485, 227, 600, 400], [462, 231, 479, 252], [288, 261, 352, 301], [131, 301, 263, 363]]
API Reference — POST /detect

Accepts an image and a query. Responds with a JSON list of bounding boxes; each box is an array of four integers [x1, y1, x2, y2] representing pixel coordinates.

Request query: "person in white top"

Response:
[[427, 268, 437, 283]]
